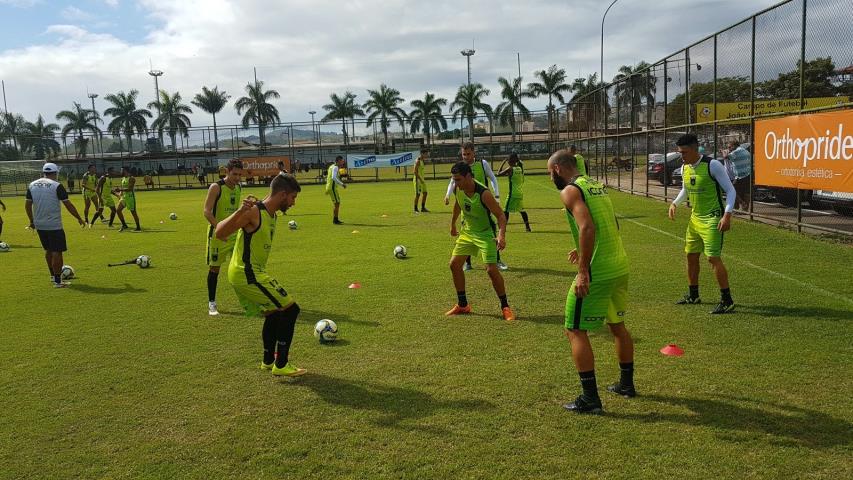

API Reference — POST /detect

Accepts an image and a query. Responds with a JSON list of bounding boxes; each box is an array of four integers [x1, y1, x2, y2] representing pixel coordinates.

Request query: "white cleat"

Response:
[[497, 262, 509, 271], [208, 302, 219, 316]]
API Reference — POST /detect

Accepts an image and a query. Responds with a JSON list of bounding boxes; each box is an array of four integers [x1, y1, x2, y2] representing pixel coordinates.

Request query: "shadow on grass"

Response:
[[611, 394, 852, 449], [510, 266, 570, 278], [344, 223, 404, 228], [71, 283, 147, 294], [5, 244, 40, 249], [318, 339, 351, 347], [737, 305, 852, 322], [300, 309, 381, 328], [521, 230, 567, 235], [293, 373, 494, 433]]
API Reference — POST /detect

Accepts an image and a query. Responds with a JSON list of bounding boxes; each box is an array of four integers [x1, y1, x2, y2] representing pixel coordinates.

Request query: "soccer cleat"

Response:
[[134, 227, 142, 232], [272, 363, 307, 377], [606, 382, 637, 398], [563, 395, 603, 414], [259, 361, 274, 370], [497, 261, 509, 271], [208, 302, 219, 316], [53, 282, 69, 288], [502, 306, 516, 322], [421, 207, 430, 213], [118, 225, 128, 232], [675, 294, 701, 305], [445, 304, 472, 316], [462, 263, 473, 272], [333, 219, 343, 225], [710, 301, 735, 314]]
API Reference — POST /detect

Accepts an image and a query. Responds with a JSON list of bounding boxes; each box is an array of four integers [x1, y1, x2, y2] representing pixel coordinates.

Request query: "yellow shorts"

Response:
[[685, 214, 723, 257], [565, 274, 628, 331], [452, 230, 497, 264], [229, 270, 295, 317], [207, 228, 236, 267]]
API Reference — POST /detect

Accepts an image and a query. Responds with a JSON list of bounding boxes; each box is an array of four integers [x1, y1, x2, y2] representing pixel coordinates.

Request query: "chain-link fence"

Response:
[[565, 0, 852, 235]]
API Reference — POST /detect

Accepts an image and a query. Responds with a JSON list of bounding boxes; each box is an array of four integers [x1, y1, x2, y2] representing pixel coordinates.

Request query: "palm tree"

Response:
[[450, 83, 492, 142], [569, 73, 608, 131], [494, 76, 532, 144], [148, 90, 192, 152], [103, 90, 151, 154], [56, 102, 101, 158], [322, 91, 364, 150], [1, 112, 26, 151], [234, 80, 280, 148], [192, 86, 230, 150], [363, 84, 406, 153], [21, 115, 60, 160], [527, 65, 572, 145], [611, 62, 656, 127], [409, 92, 448, 147]]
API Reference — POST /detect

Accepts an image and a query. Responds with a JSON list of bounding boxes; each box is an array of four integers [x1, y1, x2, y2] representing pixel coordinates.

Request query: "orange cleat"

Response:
[[502, 306, 516, 322], [445, 304, 472, 316]]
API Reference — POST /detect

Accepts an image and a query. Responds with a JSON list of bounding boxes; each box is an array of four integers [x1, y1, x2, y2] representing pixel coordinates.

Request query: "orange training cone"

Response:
[[660, 344, 684, 357], [348, 283, 361, 289]]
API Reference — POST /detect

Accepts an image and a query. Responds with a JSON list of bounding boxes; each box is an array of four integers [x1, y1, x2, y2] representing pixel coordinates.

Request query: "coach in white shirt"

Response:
[[25, 163, 85, 287]]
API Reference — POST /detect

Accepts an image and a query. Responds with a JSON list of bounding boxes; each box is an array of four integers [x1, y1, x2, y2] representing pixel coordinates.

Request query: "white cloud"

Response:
[[104, 0, 119, 6], [60, 6, 95, 22], [0, 0, 41, 6]]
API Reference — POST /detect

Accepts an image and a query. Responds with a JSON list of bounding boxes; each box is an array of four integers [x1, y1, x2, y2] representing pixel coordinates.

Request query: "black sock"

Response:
[[0, 220, 3, 238], [689, 285, 699, 299], [207, 271, 218, 302], [262, 314, 277, 365], [496, 249, 502, 263], [109, 211, 116, 226], [498, 294, 509, 309], [84, 213, 89, 223], [520, 211, 530, 230], [579, 370, 599, 399], [53, 273, 61, 284], [619, 362, 634, 387], [721, 288, 733, 304], [504, 211, 510, 223], [90, 211, 100, 224], [457, 291, 468, 308], [465, 257, 472, 268], [275, 303, 300, 368], [414, 206, 419, 212], [421, 202, 426, 209]]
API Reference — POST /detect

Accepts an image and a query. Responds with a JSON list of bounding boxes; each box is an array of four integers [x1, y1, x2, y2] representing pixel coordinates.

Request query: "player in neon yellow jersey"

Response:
[[90, 167, 118, 226], [445, 161, 515, 322], [496, 152, 531, 232], [669, 133, 737, 314], [548, 149, 635, 414], [568, 145, 587, 177], [203, 159, 244, 316], [116, 166, 140, 232], [325, 155, 346, 224], [80, 164, 99, 225], [215, 173, 306, 377], [413, 146, 430, 213]]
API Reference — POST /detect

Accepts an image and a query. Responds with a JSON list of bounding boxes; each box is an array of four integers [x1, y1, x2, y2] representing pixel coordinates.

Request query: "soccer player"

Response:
[[25, 163, 86, 288], [325, 156, 346, 224], [548, 150, 635, 414], [444, 142, 505, 271], [215, 173, 306, 377], [496, 152, 531, 232], [568, 145, 587, 176], [445, 162, 515, 321], [668, 133, 737, 314], [80, 164, 99, 224], [204, 159, 244, 316], [116, 166, 141, 232], [91, 167, 118, 227], [413, 146, 430, 213]]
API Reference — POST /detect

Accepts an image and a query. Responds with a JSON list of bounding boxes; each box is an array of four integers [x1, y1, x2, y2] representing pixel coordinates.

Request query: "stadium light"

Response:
[[87, 92, 100, 156], [461, 48, 475, 86], [600, 0, 620, 85]]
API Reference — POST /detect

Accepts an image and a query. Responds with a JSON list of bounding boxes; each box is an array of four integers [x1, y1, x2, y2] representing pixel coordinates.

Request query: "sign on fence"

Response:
[[346, 151, 418, 169], [696, 97, 849, 124], [754, 109, 853, 192], [238, 156, 291, 177]]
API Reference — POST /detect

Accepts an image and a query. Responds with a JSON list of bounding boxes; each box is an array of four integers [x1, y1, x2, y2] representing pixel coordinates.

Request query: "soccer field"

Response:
[[0, 175, 851, 479]]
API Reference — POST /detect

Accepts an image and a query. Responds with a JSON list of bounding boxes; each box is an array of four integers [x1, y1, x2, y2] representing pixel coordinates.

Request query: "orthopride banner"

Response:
[[346, 151, 418, 169], [238, 156, 291, 177], [754, 109, 853, 193]]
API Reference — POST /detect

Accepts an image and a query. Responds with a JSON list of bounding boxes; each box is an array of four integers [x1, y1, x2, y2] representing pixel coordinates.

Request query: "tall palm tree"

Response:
[[494, 76, 532, 144], [56, 102, 100, 158], [363, 84, 406, 153], [192, 86, 230, 150], [234, 80, 280, 148], [570, 73, 607, 130], [1, 112, 26, 151], [21, 115, 60, 160], [612, 61, 654, 127], [322, 91, 364, 150], [103, 90, 151, 154], [527, 65, 572, 144], [148, 90, 192, 152], [409, 92, 448, 146], [450, 83, 492, 142]]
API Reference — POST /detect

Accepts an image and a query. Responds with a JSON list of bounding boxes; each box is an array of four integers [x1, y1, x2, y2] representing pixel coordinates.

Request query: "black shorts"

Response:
[[37, 229, 67, 252]]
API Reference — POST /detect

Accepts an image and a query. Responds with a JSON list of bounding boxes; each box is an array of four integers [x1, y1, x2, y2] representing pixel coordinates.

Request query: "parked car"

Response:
[[672, 165, 683, 186], [811, 190, 853, 215], [647, 152, 682, 185]]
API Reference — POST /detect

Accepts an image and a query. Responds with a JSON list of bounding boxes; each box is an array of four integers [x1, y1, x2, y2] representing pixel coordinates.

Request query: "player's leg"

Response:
[[520, 211, 531, 231], [116, 199, 129, 230], [708, 256, 733, 314], [492, 222, 506, 270], [0, 215, 4, 241], [127, 195, 140, 230], [563, 279, 608, 413], [83, 196, 91, 223], [479, 235, 513, 320], [446, 254, 471, 315], [271, 302, 304, 375], [414, 192, 420, 212], [678, 217, 703, 304], [604, 275, 635, 397], [420, 183, 429, 212]]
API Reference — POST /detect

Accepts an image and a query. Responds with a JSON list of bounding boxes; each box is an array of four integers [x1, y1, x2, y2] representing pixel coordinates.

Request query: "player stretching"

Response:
[[496, 153, 531, 232], [548, 150, 635, 414], [445, 162, 515, 321], [215, 174, 306, 377], [413, 146, 430, 212], [91, 167, 118, 226], [81, 164, 99, 225], [116, 166, 140, 232], [203, 159, 243, 316], [668, 134, 736, 314], [444, 142, 505, 271], [325, 156, 346, 224]]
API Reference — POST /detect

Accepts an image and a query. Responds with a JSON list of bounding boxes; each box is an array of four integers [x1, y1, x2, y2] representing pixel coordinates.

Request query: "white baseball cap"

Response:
[[42, 162, 59, 173]]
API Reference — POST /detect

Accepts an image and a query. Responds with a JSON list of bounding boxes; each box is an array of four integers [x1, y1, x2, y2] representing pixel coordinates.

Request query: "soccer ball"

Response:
[[314, 319, 338, 343], [136, 255, 151, 268], [169, 213, 177, 220], [394, 245, 407, 259], [0, 242, 10, 252], [60, 265, 75, 280], [288, 220, 298, 230]]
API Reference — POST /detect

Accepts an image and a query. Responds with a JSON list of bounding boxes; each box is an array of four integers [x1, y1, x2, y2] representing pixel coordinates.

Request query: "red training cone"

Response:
[[660, 344, 684, 357], [348, 283, 361, 289]]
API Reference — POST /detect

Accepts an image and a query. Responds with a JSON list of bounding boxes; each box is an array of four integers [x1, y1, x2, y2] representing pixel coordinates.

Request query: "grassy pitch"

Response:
[[0, 175, 851, 479]]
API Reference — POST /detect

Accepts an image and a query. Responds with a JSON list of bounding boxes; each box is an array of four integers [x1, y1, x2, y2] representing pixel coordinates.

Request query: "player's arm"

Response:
[[57, 185, 85, 226], [710, 159, 737, 231], [482, 160, 500, 198], [481, 190, 507, 251], [450, 195, 461, 236], [444, 178, 455, 205], [215, 198, 257, 241], [203, 182, 221, 227], [129, 176, 136, 191], [25, 192, 34, 228], [668, 184, 688, 220], [414, 159, 424, 182], [332, 166, 346, 188], [496, 166, 512, 177], [560, 186, 594, 298], [95, 177, 105, 202]]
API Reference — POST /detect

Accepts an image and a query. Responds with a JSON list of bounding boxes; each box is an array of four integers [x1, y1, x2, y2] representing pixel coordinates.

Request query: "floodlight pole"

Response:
[[148, 66, 164, 146], [88, 92, 100, 157], [461, 48, 475, 86], [600, 0, 620, 86]]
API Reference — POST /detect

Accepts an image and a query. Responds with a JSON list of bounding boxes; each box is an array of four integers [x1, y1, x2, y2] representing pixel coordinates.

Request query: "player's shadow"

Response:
[[345, 223, 404, 228], [293, 373, 494, 434], [4, 244, 40, 249], [610, 394, 852, 449], [71, 283, 147, 294], [300, 309, 381, 328], [737, 304, 852, 322], [318, 339, 351, 347], [522, 230, 566, 235], [510, 266, 570, 278]]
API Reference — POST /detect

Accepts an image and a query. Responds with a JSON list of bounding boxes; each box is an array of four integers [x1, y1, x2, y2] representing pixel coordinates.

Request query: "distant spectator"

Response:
[[67, 169, 76, 193], [197, 164, 206, 186], [724, 140, 752, 210], [568, 145, 587, 176]]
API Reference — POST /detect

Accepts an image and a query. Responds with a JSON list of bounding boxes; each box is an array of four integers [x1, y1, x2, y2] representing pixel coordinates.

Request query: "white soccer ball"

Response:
[[288, 220, 298, 230], [314, 319, 338, 343], [136, 255, 151, 268], [0, 242, 9, 252], [60, 265, 75, 280], [394, 245, 407, 259], [169, 212, 177, 220]]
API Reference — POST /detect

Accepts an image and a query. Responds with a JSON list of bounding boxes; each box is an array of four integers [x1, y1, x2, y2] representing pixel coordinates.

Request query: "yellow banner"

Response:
[[696, 96, 849, 124]]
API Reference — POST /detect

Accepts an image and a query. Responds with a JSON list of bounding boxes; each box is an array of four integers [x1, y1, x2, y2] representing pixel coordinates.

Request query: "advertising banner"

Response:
[[239, 156, 291, 177], [346, 151, 418, 169], [696, 96, 849, 124]]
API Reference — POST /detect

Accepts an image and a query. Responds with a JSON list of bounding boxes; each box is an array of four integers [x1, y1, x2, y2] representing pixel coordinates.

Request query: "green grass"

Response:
[[0, 175, 851, 479]]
